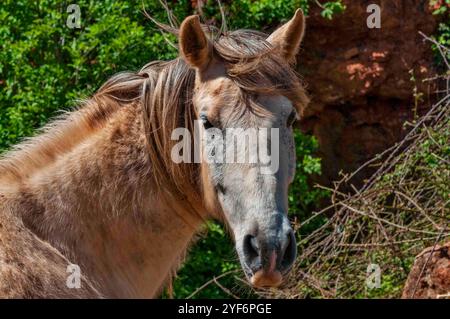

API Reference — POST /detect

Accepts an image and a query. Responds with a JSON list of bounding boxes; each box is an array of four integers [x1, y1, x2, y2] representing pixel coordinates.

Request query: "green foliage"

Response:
[[166, 222, 243, 299], [0, 0, 189, 150], [289, 132, 326, 210], [352, 250, 415, 299], [289, 131, 329, 236], [387, 120, 450, 201], [430, 0, 450, 15], [198, 0, 346, 28], [200, 0, 310, 30], [319, 1, 346, 20], [429, 0, 450, 64], [0, 0, 336, 298]]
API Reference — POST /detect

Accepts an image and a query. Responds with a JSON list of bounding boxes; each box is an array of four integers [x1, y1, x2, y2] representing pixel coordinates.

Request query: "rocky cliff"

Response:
[[402, 243, 450, 299], [298, 0, 439, 187]]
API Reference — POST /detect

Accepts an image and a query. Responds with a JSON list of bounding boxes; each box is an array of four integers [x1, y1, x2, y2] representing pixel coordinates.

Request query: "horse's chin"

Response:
[[250, 269, 283, 288]]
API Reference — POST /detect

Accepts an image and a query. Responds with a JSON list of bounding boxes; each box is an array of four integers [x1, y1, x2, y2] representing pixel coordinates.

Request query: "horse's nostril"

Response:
[[242, 229, 296, 278], [285, 232, 291, 250], [243, 234, 259, 260], [281, 231, 296, 270], [250, 236, 259, 254]]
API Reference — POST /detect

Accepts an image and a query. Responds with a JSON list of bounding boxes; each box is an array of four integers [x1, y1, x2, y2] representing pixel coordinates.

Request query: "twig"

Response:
[[186, 270, 239, 299], [213, 277, 241, 299]]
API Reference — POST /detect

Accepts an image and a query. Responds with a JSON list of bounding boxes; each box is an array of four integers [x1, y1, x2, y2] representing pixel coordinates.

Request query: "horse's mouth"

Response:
[[250, 269, 283, 288], [243, 266, 285, 288]]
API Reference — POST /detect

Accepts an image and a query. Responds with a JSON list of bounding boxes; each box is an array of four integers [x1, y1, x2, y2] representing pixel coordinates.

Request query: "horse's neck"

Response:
[[17, 103, 203, 298]]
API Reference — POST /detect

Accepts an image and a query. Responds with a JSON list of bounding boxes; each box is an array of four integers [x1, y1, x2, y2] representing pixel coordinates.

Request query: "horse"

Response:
[[0, 9, 309, 298]]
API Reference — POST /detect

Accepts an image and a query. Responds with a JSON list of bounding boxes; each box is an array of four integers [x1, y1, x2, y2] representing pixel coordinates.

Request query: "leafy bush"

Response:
[[0, 0, 189, 150], [0, 0, 341, 298], [319, 1, 346, 20], [429, 0, 450, 64]]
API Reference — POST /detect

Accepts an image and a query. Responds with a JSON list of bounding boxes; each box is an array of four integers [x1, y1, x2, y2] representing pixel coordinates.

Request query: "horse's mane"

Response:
[[0, 95, 125, 184], [0, 24, 309, 197]]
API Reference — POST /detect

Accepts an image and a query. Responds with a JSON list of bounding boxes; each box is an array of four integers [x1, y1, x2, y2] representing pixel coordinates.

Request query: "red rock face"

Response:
[[402, 243, 450, 299], [298, 0, 439, 187]]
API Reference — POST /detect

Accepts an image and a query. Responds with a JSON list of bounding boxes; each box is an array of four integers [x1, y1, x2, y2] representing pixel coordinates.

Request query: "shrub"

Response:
[[429, 0, 450, 65]]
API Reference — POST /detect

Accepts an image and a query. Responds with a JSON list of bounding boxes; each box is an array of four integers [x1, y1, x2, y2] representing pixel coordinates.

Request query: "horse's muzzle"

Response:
[[242, 227, 297, 288]]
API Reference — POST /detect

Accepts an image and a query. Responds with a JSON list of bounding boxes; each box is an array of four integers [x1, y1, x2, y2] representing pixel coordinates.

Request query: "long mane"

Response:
[[0, 25, 309, 197]]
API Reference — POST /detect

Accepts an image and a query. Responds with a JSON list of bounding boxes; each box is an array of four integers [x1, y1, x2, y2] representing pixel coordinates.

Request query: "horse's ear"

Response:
[[266, 9, 305, 64], [179, 15, 212, 70]]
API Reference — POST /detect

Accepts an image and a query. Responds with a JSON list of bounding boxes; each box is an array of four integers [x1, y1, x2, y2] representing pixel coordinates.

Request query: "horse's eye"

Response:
[[200, 113, 214, 130], [287, 110, 298, 127]]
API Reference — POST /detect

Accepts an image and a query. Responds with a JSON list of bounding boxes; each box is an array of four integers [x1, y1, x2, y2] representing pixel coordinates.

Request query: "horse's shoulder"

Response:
[[0, 200, 101, 298]]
